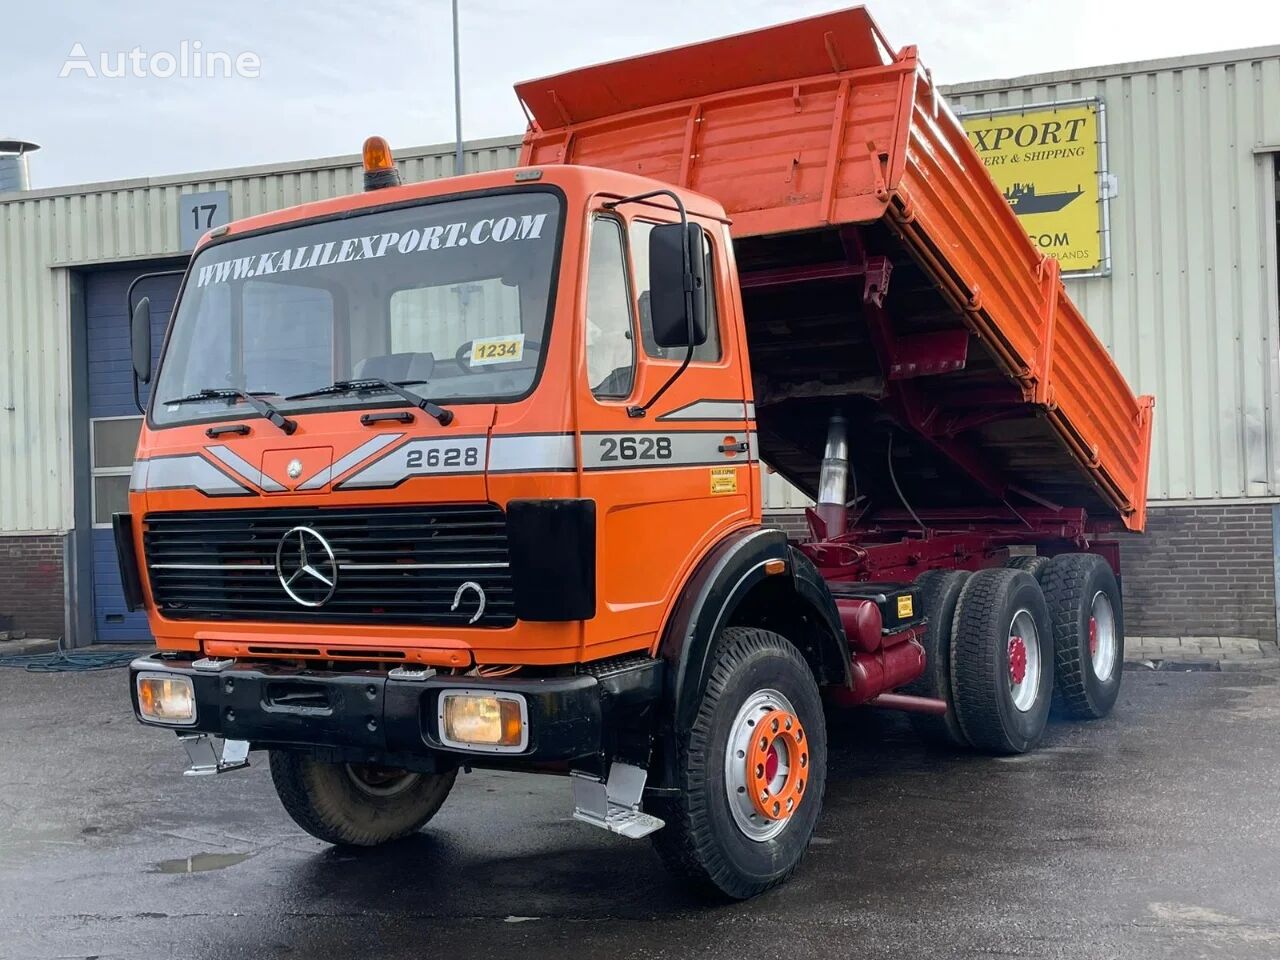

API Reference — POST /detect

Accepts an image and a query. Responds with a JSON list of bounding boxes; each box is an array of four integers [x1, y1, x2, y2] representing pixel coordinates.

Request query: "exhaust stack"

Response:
[[815, 414, 850, 538]]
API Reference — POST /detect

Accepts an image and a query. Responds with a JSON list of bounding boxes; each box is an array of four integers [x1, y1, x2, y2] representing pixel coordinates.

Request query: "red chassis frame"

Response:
[[798, 505, 1121, 585]]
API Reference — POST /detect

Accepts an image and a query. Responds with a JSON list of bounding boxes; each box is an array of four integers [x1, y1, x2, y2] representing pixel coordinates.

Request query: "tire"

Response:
[[269, 751, 456, 846], [950, 569, 1053, 755], [1041, 553, 1124, 720], [902, 569, 971, 748], [1005, 555, 1050, 580], [651, 626, 826, 900]]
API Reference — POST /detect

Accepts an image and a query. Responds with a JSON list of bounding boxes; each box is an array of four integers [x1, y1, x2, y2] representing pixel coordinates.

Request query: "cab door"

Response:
[[575, 204, 753, 660]]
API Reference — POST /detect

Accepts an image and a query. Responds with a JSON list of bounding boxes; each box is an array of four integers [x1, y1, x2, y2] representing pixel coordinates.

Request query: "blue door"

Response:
[[84, 268, 180, 642]]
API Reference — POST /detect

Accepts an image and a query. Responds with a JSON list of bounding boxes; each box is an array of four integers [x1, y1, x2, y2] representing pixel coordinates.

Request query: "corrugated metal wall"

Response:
[[0, 137, 524, 534], [946, 48, 1280, 503]]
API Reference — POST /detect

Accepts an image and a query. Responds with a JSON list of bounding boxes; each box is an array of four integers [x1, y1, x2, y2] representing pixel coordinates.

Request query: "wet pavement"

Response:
[[2, 665, 1279, 959]]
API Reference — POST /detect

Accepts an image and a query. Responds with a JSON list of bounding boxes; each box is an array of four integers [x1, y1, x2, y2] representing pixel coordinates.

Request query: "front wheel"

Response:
[[269, 751, 457, 846], [651, 627, 827, 900]]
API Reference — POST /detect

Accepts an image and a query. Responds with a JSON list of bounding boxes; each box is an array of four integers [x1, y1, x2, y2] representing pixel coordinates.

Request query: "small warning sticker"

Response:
[[897, 594, 914, 619], [710, 467, 738, 494]]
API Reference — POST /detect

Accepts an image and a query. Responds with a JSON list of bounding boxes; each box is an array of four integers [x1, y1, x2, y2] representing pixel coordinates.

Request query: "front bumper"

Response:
[[129, 654, 661, 766]]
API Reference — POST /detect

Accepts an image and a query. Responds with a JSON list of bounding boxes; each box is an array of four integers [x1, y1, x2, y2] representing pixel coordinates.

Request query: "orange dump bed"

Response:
[[517, 7, 1154, 532]]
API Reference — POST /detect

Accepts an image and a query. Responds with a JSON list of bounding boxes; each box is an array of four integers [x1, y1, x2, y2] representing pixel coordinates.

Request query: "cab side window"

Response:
[[630, 220, 722, 362], [584, 217, 636, 398]]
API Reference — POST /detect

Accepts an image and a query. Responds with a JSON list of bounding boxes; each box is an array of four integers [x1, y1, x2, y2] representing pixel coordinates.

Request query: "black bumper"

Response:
[[129, 654, 661, 766]]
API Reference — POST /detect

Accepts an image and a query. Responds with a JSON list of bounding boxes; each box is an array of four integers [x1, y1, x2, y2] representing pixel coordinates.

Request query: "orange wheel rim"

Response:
[[745, 709, 808, 821]]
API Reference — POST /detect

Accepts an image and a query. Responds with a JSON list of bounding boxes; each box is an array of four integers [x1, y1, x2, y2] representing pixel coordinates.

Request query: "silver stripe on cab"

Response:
[[298, 433, 404, 491], [656, 399, 752, 422], [205, 444, 286, 492], [132, 455, 252, 497], [336, 435, 488, 490], [489, 434, 577, 473], [580, 430, 755, 471]]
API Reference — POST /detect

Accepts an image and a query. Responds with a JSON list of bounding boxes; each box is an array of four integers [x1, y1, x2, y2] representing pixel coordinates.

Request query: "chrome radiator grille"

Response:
[[143, 504, 513, 627]]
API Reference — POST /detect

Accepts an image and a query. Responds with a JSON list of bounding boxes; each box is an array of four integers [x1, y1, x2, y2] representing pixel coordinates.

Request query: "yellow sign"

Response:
[[962, 103, 1102, 272], [896, 594, 913, 619], [710, 467, 738, 495]]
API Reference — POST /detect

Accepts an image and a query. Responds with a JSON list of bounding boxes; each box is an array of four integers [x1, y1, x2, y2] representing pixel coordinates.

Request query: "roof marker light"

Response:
[[362, 136, 402, 191]]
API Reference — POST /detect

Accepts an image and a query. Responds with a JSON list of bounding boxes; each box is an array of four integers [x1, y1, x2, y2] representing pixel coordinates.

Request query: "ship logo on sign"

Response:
[[1003, 182, 1084, 215]]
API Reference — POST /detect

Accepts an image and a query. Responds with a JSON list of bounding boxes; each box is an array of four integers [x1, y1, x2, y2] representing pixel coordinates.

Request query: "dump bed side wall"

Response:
[[887, 70, 1154, 530]]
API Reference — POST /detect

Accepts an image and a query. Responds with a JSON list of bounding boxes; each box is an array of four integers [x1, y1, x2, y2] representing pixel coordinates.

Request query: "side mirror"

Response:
[[648, 222, 708, 349], [131, 296, 152, 384]]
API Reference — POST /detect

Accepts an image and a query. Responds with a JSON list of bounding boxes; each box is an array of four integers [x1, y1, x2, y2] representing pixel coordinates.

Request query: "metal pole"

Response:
[[452, 0, 464, 175]]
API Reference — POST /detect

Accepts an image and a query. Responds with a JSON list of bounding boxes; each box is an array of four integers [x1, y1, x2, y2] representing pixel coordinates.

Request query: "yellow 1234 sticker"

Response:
[[470, 334, 525, 366]]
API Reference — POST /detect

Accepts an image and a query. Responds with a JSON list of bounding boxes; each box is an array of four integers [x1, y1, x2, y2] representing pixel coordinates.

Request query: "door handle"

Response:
[[718, 440, 749, 454]]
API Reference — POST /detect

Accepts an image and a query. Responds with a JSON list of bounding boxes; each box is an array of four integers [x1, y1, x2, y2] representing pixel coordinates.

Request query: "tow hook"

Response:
[[570, 762, 665, 839], [179, 734, 251, 777]]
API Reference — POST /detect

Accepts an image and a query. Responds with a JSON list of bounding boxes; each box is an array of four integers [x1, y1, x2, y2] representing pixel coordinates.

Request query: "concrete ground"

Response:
[[2, 665, 1279, 960]]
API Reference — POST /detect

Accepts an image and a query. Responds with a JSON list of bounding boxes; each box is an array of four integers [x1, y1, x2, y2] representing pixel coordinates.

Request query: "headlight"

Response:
[[439, 691, 528, 752], [136, 673, 196, 725]]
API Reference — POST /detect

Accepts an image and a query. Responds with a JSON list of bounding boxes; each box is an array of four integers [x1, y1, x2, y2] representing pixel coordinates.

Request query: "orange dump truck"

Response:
[[123, 7, 1152, 898]]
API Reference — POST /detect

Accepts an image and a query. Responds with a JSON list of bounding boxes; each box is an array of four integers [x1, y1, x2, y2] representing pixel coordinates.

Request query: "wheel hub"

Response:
[[1008, 636, 1028, 685], [1090, 592, 1118, 682], [344, 763, 419, 798], [1007, 608, 1041, 713], [724, 689, 807, 842], [745, 709, 808, 822]]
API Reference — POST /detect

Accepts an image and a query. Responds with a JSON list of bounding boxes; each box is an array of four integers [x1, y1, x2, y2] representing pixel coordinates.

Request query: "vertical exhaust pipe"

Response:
[[816, 414, 850, 539]]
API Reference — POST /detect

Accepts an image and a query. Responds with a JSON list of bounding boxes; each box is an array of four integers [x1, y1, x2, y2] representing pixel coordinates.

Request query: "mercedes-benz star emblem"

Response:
[[275, 526, 338, 607], [287, 458, 303, 479]]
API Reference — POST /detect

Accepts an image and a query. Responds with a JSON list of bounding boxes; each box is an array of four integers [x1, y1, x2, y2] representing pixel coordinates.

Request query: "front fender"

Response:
[[657, 526, 848, 736]]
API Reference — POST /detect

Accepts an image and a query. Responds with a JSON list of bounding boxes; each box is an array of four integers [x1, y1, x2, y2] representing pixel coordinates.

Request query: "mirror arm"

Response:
[[604, 189, 697, 419], [626, 341, 694, 418]]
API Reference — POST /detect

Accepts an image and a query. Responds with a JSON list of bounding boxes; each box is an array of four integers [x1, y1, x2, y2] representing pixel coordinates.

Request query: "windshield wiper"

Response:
[[287, 379, 454, 426], [162, 388, 297, 435]]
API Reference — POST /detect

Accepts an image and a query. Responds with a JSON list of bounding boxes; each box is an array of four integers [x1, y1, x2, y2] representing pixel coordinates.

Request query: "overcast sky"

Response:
[[6, 0, 1279, 189]]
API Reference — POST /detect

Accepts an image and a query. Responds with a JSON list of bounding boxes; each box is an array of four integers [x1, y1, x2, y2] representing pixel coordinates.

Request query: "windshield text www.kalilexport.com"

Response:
[[195, 212, 548, 288]]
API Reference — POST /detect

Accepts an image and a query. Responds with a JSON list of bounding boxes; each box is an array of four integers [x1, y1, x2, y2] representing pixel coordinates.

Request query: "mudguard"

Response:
[[658, 526, 849, 734]]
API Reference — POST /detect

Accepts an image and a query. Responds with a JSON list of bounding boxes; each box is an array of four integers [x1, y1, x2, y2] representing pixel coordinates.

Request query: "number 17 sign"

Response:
[[178, 190, 232, 252]]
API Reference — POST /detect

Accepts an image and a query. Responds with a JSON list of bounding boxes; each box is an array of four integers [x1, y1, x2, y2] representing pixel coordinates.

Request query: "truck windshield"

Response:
[[150, 190, 561, 427]]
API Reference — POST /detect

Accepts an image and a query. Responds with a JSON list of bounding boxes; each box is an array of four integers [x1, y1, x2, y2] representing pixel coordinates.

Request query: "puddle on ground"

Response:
[[153, 852, 252, 874]]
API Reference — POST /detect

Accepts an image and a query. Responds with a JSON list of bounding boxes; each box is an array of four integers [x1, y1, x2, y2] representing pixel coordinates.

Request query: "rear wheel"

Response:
[[269, 751, 456, 846], [1042, 553, 1124, 719], [651, 626, 826, 900], [902, 569, 971, 748], [950, 569, 1053, 754]]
